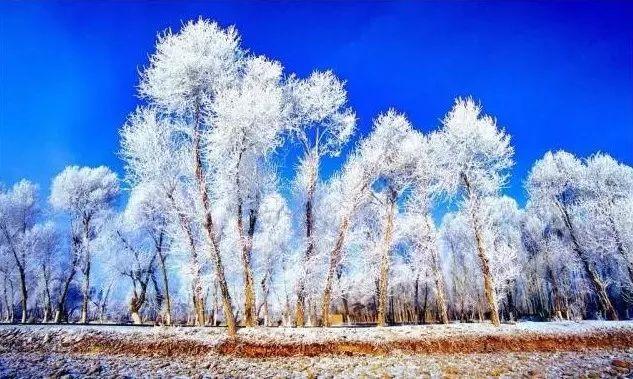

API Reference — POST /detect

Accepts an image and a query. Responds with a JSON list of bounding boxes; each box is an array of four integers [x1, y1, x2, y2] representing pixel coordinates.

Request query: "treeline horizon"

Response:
[[1, 19, 632, 335]]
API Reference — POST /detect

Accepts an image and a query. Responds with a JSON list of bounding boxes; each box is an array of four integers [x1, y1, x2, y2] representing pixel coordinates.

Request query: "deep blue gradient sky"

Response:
[[1, 1, 632, 205]]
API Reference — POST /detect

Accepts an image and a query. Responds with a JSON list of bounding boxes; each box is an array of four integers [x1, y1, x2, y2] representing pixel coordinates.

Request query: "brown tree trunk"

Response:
[[377, 189, 397, 327], [157, 250, 171, 326], [1, 225, 28, 323], [296, 156, 318, 327], [130, 292, 143, 325], [80, 217, 92, 324], [544, 249, 564, 320], [190, 249, 205, 326], [342, 295, 350, 324], [233, 141, 259, 328], [261, 274, 271, 326], [191, 113, 236, 336], [99, 283, 111, 323], [42, 265, 52, 323], [55, 263, 77, 324], [80, 261, 90, 324], [557, 202, 618, 320], [423, 216, 449, 324], [193, 288, 205, 326], [413, 275, 420, 323], [167, 193, 206, 327], [2, 275, 10, 322], [238, 204, 257, 327], [473, 223, 500, 326], [321, 217, 349, 326], [431, 250, 449, 324], [608, 212, 633, 288], [17, 268, 27, 323], [463, 175, 500, 326], [422, 282, 429, 324]]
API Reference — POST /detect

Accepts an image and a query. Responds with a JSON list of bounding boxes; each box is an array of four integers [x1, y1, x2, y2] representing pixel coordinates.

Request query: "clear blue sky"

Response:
[[1, 1, 632, 205]]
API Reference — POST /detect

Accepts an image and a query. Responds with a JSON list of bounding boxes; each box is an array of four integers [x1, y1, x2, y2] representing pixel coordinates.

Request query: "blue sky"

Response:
[[1, 1, 632, 205]]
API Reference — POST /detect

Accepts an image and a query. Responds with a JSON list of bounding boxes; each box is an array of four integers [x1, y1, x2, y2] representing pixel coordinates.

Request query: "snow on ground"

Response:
[[2, 348, 633, 378], [1, 321, 633, 377], [2, 320, 631, 344]]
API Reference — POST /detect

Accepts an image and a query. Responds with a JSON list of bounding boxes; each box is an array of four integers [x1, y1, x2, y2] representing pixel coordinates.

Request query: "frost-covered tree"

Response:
[[401, 203, 449, 324], [433, 98, 514, 326], [584, 154, 633, 288], [24, 222, 58, 322], [362, 110, 422, 326], [252, 193, 292, 326], [120, 107, 189, 324], [320, 136, 378, 325], [439, 198, 522, 324], [0, 180, 39, 323], [479, 196, 523, 320], [526, 151, 618, 320], [521, 203, 580, 320], [401, 133, 450, 324], [98, 189, 169, 325], [123, 182, 173, 324], [287, 70, 356, 326], [50, 166, 119, 323], [133, 19, 256, 335], [169, 185, 208, 326], [440, 211, 482, 321], [206, 55, 288, 327]]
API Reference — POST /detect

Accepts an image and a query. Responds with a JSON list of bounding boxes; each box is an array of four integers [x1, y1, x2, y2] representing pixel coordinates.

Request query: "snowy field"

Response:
[[1, 321, 633, 377]]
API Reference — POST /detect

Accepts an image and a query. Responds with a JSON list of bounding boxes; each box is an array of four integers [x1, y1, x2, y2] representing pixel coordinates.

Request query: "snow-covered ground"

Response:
[[2, 348, 633, 378], [1, 321, 633, 377]]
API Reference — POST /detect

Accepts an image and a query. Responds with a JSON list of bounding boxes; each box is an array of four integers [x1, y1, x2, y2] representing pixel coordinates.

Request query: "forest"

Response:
[[1, 19, 632, 340]]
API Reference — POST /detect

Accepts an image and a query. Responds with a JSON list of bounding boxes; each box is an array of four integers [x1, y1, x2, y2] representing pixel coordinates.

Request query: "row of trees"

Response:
[[1, 20, 631, 337]]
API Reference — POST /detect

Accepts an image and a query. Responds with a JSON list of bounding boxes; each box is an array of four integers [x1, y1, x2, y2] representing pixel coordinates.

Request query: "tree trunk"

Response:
[[191, 113, 236, 336], [414, 275, 420, 324], [80, 262, 90, 324], [296, 157, 318, 327], [156, 232, 172, 326], [195, 296, 205, 326], [473, 222, 500, 326], [431, 250, 449, 324], [2, 275, 10, 322], [100, 284, 111, 323], [424, 216, 449, 325], [261, 275, 270, 326], [130, 293, 143, 325], [80, 217, 92, 324], [234, 142, 258, 328], [238, 205, 257, 327], [558, 202, 618, 320], [544, 246, 564, 320], [191, 273, 205, 326], [342, 295, 350, 324], [55, 264, 76, 323], [463, 175, 500, 326], [167, 193, 205, 327], [43, 295, 51, 323], [608, 212, 633, 288], [157, 253, 171, 325], [42, 265, 52, 323], [422, 282, 429, 324], [377, 189, 396, 327], [322, 217, 350, 326], [18, 267, 27, 323], [1, 225, 28, 323]]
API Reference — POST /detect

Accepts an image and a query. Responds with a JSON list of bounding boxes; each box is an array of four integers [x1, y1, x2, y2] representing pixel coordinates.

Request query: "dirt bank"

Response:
[[1, 321, 632, 358]]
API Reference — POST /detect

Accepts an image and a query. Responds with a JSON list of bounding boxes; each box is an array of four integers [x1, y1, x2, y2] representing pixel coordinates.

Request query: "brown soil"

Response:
[[3, 327, 633, 359], [217, 331, 633, 357]]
